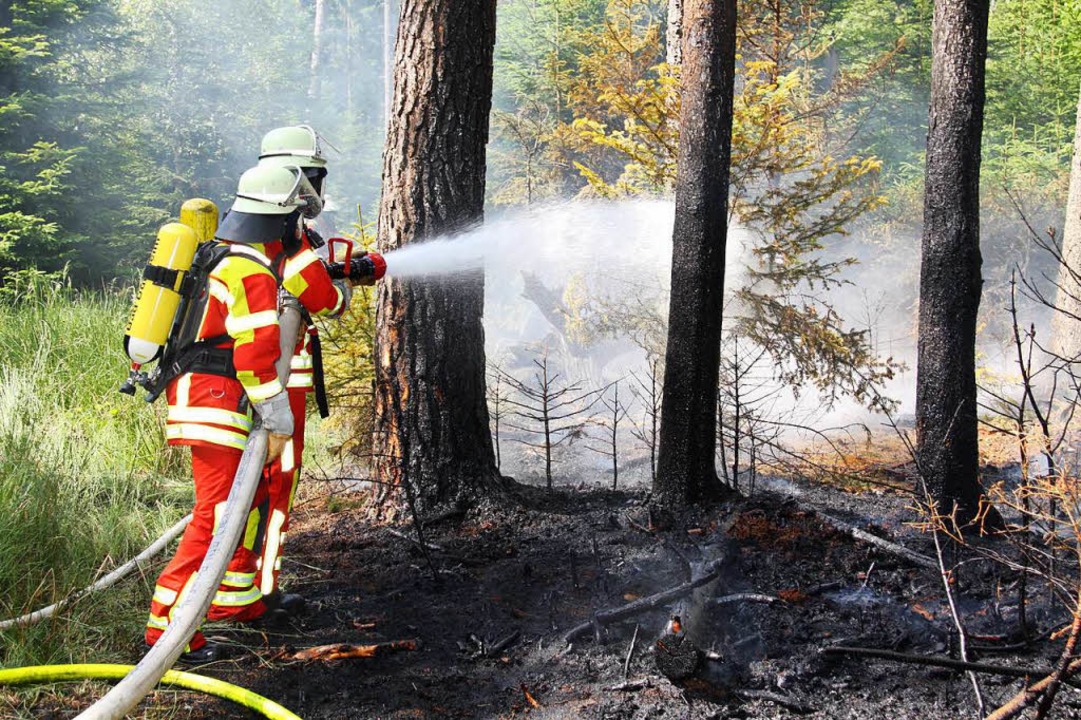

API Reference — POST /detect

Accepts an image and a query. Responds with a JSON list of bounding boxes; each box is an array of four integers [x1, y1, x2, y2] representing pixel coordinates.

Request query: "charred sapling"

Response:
[[630, 359, 662, 482], [499, 352, 604, 490], [587, 380, 629, 490]]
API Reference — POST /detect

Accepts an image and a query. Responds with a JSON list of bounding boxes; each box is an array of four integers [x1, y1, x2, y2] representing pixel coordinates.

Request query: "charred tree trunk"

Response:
[[654, 0, 736, 507], [373, 0, 500, 514], [916, 0, 991, 524], [1052, 84, 1081, 361]]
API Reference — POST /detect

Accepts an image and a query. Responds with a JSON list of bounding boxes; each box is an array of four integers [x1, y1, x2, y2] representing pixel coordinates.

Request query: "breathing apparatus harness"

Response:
[[123, 241, 277, 402]]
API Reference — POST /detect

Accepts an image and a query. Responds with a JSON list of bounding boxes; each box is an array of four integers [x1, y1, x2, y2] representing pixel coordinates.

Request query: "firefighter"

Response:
[[144, 164, 321, 663], [252, 125, 357, 614]]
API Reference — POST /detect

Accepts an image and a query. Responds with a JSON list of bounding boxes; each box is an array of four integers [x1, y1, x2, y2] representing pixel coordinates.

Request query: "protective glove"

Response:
[[333, 278, 353, 316], [254, 391, 294, 463]]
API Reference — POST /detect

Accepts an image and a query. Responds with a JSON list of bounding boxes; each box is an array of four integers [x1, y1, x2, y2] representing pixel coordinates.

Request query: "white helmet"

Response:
[[259, 125, 328, 204], [217, 165, 323, 244]]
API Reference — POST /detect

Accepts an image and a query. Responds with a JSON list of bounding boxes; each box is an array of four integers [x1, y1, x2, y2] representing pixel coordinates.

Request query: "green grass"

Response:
[[0, 273, 192, 667]]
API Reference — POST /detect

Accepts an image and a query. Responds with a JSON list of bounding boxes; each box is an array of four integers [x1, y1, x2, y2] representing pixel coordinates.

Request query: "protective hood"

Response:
[[216, 210, 297, 245]]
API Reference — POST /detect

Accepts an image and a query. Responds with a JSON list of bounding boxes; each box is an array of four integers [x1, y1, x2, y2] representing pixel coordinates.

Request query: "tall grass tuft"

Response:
[[0, 271, 191, 666]]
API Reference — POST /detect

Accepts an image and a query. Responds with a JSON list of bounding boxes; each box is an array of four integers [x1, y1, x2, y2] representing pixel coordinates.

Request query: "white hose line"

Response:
[[74, 428, 268, 720], [0, 515, 192, 632]]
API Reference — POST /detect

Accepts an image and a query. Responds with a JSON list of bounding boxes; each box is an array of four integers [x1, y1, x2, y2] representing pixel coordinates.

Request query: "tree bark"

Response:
[[373, 0, 500, 514], [666, 0, 683, 67], [1051, 84, 1081, 361], [653, 0, 737, 507], [916, 0, 991, 523]]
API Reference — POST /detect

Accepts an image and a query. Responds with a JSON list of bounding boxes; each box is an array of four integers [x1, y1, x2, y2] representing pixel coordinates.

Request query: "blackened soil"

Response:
[[14, 476, 1081, 719]]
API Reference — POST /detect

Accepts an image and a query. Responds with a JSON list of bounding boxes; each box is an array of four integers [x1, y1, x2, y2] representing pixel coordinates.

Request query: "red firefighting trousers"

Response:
[[145, 444, 269, 650], [257, 388, 307, 595]]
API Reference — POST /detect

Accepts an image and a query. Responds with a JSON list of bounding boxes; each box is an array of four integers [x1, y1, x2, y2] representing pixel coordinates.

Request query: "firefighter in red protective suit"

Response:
[[145, 164, 323, 663], [253, 126, 382, 614]]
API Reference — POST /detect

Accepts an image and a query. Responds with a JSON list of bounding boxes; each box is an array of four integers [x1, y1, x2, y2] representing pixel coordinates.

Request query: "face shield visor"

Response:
[[303, 166, 328, 206]]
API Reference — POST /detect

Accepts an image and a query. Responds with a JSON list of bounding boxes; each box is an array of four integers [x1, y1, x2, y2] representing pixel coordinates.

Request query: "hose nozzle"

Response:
[[327, 251, 387, 285]]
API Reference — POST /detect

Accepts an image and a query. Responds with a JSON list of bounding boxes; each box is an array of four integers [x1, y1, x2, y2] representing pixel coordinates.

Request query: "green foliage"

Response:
[[0, 274, 190, 666], [527, 0, 899, 409]]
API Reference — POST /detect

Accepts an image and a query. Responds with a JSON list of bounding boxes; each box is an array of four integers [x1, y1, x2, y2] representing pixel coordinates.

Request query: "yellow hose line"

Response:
[[0, 664, 302, 720]]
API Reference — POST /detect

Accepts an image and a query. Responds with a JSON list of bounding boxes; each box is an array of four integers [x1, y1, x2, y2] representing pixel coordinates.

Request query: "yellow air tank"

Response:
[[124, 223, 199, 365], [179, 198, 219, 243]]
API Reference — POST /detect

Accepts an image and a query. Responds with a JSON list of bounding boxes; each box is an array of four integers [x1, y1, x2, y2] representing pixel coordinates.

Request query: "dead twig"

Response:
[[486, 630, 521, 658], [821, 646, 1081, 688], [714, 593, 779, 606], [814, 510, 937, 569], [607, 678, 652, 692], [564, 560, 724, 644], [624, 624, 639, 680]]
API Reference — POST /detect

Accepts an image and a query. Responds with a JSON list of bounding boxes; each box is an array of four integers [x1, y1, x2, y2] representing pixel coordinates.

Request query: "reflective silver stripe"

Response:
[[146, 613, 169, 631], [282, 440, 295, 473], [207, 276, 234, 306], [259, 509, 288, 595], [177, 373, 193, 407], [222, 570, 257, 588], [152, 585, 178, 606], [245, 378, 283, 402], [290, 354, 314, 370], [166, 423, 248, 451], [213, 586, 262, 607], [225, 309, 279, 335], [283, 248, 319, 279], [167, 407, 253, 431]]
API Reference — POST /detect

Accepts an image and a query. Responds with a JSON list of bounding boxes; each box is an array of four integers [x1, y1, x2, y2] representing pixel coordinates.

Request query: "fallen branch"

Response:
[[822, 646, 1081, 688], [735, 688, 814, 715], [564, 560, 724, 644], [607, 678, 652, 692], [986, 658, 1081, 720], [714, 593, 779, 606], [289, 639, 418, 662], [486, 630, 520, 658], [815, 511, 937, 569]]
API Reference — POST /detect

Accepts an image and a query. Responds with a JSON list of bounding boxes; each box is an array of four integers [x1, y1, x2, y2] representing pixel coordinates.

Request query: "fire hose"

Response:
[[0, 515, 192, 632], [0, 664, 301, 720], [0, 309, 308, 719]]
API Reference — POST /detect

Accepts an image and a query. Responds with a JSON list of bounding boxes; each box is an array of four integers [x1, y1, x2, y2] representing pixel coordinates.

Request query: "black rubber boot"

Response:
[[247, 607, 292, 630], [177, 641, 223, 665], [263, 590, 306, 616]]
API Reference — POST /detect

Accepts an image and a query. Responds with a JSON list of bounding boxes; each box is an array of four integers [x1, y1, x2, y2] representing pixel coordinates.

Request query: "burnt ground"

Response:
[[12, 471, 1081, 719]]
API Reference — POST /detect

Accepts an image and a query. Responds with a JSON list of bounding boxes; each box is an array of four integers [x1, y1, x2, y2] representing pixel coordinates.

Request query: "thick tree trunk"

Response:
[[653, 0, 737, 507], [373, 0, 500, 514], [308, 0, 326, 101], [916, 0, 991, 523], [1052, 84, 1081, 361], [667, 0, 683, 67]]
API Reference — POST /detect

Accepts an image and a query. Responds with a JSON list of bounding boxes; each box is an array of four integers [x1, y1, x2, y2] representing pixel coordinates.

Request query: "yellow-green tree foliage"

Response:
[[557, 0, 899, 408]]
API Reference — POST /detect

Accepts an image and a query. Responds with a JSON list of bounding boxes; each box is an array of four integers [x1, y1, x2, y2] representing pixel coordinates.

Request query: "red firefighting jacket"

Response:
[[164, 242, 283, 451], [280, 229, 347, 393]]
